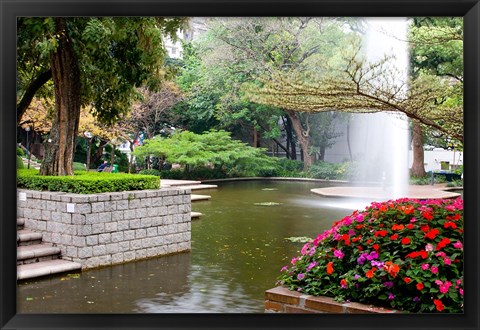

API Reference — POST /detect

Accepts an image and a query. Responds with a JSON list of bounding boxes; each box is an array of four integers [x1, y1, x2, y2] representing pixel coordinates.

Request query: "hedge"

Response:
[[17, 169, 160, 194]]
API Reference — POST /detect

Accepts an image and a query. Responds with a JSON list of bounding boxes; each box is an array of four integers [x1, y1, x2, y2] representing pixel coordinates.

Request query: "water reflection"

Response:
[[18, 180, 350, 313]]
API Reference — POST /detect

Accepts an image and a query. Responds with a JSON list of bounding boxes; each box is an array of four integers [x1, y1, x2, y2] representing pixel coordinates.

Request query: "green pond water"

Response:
[[17, 180, 360, 313]]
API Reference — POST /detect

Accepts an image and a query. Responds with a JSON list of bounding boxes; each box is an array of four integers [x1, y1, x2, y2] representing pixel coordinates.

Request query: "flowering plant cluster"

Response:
[[277, 197, 464, 313]]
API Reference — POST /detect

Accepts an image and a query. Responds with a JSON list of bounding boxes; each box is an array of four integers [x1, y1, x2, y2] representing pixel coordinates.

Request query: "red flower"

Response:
[[420, 224, 430, 233], [404, 277, 412, 283], [403, 205, 415, 215], [357, 245, 363, 251], [401, 237, 411, 245], [383, 261, 400, 278], [374, 230, 388, 237], [422, 212, 434, 221], [425, 228, 440, 240], [444, 221, 457, 229], [436, 237, 451, 250], [419, 250, 428, 259], [340, 279, 347, 288], [379, 205, 388, 212], [392, 224, 404, 231], [366, 239, 373, 244], [372, 244, 380, 251], [366, 267, 377, 279], [326, 262, 334, 275], [406, 223, 414, 230], [406, 250, 428, 259], [433, 299, 445, 312], [390, 234, 399, 240], [416, 282, 424, 290], [355, 224, 364, 230]]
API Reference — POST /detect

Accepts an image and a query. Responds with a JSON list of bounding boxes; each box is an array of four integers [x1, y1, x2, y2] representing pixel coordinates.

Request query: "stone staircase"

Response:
[[17, 218, 82, 280]]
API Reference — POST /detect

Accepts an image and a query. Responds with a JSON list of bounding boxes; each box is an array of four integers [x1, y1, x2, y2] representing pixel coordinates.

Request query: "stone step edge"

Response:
[[191, 212, 203, 218], [191, 194, 211, 201], [17, 244, 61, 261], [17, 230, 43, 242], [17, 259, 82, 280]]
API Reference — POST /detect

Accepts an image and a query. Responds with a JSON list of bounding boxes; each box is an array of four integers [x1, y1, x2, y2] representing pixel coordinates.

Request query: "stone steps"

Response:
[[182, 184, 218, 191], [17, 229, 43, 246], [191, 194, 211, 202], [17, 226, 83, 280], [17, 259, 82, 280], [17, 243, 61, 265], [191, 212, 203, 219]]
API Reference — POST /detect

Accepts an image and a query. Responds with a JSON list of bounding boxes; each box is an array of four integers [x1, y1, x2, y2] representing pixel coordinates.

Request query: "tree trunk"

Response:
[[286, 110, 314, 169], [110, 144, 116, 166], [253, 126, 258, 148], [346, 117, 353, 161], [85, 139, 92, 172], [40, 18, 81, 176], [285, 116, 297, 160], [91, 140, 108, 165], [411, 122, 426, 177]]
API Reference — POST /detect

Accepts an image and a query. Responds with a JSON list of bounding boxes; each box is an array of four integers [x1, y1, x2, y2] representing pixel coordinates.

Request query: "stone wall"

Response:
[[17, 188, 191, 269], [265, 287, 401, 314]]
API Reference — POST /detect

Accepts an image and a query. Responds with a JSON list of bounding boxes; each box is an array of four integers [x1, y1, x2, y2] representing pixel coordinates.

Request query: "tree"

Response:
[[17, 17, 186, 175], [179, 17, 356, 169], [133, 130, 276, 175], [249, 44, 463, 144], [408, 17, 463, 176]]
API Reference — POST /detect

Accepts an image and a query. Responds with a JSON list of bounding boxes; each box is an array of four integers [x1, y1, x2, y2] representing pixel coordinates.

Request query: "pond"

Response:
[[17, 180, 359, 313]]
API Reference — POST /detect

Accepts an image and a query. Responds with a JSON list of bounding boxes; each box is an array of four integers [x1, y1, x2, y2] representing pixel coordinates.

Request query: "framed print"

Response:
[[1, 0, 479, 329]]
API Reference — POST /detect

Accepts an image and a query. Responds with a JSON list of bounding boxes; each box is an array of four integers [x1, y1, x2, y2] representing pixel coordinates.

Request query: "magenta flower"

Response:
[[291, 257, 299, 265], [388, 293, 395, 300], [306, 261, 318, 271], [444, 257, 451, 265], [297, 273, 305, 280], [460, 288, 464, 296], [421, 263, 430, 270], [431, 266, 439, 274], [436, 251, 446, 258], [383, 281, 394, 288], [280, 266, 288, 272], [453, 241, 463, 249], [334, 249, 345, 259]]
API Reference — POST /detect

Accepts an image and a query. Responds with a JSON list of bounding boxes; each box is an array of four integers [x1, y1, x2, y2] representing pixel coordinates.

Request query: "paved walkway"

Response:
[[311, 184, 461, 200]]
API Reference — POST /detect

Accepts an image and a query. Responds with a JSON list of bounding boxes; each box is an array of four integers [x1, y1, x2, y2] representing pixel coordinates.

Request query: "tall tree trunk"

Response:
[[346, 117, 353, 161], [110, 144, 116, 166], [85, 139, 92, 172], [411, 122, 426, 177], [40, 18, 81, 176], [253, 126, 258, 148], [285, 116, 297, 160], [286, 110, 314, 169]]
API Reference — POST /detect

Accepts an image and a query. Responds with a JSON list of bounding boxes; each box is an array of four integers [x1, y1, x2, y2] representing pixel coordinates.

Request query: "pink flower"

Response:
[[307, 261, 318, 271], [436, 251, 446, 258], [435, 280, 443, 286], [297, 273, 305, 280], [291, 257, 299, 265], [421, 263, 430, 270], [334, 249, 345, 259], [410, 217, 417, 223], [453, 241, 463, 249], [444, 257, 451, 265], [280, 266, 288, 272], [425, 244, 434, 252], [431, 266, 439, 274], [459, 288, 464, 296], [301, 243, 310, 255]]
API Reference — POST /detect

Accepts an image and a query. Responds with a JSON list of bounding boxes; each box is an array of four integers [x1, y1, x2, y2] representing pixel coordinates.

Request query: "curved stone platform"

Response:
[[311, 185, 461, 200]]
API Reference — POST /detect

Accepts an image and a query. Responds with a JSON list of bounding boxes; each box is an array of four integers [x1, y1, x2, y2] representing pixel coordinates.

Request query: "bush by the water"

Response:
[[17, 169, 160, 194], [73, 162, 86, 171], [307, 161, 358, 180], [278, 197, 464, 313]]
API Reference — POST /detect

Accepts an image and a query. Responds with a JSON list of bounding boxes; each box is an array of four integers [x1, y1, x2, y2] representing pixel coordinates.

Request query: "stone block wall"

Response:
[[265, 287, 401, 314], [17, 188, 191, 269]]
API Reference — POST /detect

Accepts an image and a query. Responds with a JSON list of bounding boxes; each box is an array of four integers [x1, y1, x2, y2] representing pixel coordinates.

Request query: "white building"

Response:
[[164, 17, 207, 59]]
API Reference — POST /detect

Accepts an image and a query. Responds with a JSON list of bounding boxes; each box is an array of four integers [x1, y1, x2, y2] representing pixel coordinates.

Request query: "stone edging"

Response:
[[265, 286, 402, 314]]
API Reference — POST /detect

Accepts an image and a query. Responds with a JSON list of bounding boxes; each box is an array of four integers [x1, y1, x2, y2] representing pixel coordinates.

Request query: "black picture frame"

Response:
[[1, 0, 479, 329]]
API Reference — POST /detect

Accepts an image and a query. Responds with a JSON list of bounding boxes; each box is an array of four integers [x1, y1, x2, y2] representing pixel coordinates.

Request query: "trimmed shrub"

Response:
[[17, 156, 24, 169], [73, 162, 86, 171], [17, 147, 25, 156], [17, 169, 160, 194], [138, 169, 162, 176], [277, 197, 463, 313]]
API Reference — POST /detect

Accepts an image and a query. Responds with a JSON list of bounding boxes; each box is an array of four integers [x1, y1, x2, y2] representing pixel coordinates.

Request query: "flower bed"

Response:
[[277, 197, 463, 313]]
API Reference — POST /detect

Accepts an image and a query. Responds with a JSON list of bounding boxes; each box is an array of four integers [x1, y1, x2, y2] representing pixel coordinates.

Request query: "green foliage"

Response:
[[17, 169, 160, 194], [307, 161, 358, 180], [138, 169, 162, 176], [134, 130, 277, 178], [17, 156, 25, 169], [446, 180, 463, 188], [17, 147, 25, 156], [278, 197, 464, 313], [73, 162, 86, 171]]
